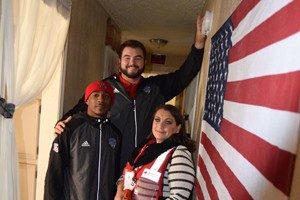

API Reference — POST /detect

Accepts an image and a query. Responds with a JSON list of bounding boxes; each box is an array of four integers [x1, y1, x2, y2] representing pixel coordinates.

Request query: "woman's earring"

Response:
[[177, 124, 182, 133]]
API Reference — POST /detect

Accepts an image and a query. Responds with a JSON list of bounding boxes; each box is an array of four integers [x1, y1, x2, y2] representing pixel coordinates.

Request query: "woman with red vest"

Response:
[[115, 104, 196, 200]]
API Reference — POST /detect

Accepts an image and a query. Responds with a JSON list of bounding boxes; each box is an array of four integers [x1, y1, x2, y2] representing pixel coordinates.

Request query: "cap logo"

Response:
[[99, 82, 107, 89]]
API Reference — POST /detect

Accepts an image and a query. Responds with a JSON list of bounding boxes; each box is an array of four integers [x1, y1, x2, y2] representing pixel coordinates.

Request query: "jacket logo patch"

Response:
[[81, 141, 90, 147], [53, 143, 59, 153], [109, 138, 117, 149], [143, 86, 151, 94]]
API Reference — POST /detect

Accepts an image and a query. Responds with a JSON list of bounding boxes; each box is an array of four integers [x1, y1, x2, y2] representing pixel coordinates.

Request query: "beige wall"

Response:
[[36, 59, 64, 200], [63, 0, 109, 114], [145, 54, 186, 74]]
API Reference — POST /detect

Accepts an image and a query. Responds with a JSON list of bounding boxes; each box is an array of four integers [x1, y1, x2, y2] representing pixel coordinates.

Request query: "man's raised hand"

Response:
[[54, 116, 72, 134]]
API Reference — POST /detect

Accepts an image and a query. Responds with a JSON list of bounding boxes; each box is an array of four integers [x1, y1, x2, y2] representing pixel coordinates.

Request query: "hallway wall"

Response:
[[62, 0, 110, 114]]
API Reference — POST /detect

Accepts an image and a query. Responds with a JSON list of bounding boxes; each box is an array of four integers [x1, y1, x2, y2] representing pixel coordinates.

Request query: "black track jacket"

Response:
[[44, 113, 121, 200], [61, 46, 204, 170]]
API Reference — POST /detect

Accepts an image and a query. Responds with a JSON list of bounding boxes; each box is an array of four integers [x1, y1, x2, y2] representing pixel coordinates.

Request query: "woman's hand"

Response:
[[114, 181, 124, 200]]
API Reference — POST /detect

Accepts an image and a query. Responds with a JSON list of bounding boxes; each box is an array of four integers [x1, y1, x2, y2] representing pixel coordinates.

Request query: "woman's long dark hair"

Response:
[[148, 104, 197, 153]]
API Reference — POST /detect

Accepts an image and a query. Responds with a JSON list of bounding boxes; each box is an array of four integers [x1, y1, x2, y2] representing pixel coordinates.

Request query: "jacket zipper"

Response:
[[115, 83, 138, 147], [133, 100, 137, 147], [96, 121, 102, 200]]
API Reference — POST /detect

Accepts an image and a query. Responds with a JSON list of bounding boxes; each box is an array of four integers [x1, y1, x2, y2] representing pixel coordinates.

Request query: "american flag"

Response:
[[195, 0, 300, 199]]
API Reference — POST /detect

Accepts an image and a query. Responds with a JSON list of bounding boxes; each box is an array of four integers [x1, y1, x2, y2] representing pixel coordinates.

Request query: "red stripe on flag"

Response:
[[224, 71, 300, 113], [194, 179, 204, 200], [201, 132, 253, 199], [220, 118, 296, 195], [231, 0, 260, 28], [198, 155, 218, 199], [229, 0, 300, 63]]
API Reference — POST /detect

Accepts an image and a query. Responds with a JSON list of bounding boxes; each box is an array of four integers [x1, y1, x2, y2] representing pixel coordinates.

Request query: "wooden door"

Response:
[[14, 100, 40, 200]]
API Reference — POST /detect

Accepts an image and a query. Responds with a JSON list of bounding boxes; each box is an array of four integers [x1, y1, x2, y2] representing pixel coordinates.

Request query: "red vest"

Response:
[[123, 142, 175, 200]]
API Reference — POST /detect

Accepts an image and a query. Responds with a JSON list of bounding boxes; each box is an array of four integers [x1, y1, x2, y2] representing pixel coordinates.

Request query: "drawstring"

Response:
[[0, 96, 15, 118]]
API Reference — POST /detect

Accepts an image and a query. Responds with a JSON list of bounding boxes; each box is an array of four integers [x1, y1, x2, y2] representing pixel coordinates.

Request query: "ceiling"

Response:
[[98, 0, 206, 57]]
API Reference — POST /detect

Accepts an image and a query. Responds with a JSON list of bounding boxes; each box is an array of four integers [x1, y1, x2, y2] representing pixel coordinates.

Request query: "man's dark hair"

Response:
[[118, 40, 147, 59]]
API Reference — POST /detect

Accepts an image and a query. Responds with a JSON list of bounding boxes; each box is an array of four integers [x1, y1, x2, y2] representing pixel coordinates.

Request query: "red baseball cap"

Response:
[[84, 80, 115, 103]]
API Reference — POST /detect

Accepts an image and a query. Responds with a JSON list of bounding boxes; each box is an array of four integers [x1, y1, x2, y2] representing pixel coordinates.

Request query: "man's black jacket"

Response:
[[45, 113, 121, 200]]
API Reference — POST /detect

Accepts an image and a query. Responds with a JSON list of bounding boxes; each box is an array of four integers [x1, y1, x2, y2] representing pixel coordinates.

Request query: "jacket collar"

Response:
[[78, 112, 109, 126], [108, 73, 146, 96]]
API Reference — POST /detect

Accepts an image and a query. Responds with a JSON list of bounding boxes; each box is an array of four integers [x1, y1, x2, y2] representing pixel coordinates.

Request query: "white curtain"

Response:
[[0, 0, 71, 199], [103, 45, 119, 79]]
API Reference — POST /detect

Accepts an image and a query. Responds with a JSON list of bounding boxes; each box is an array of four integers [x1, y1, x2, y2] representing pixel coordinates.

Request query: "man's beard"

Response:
[[120, 65, 145, 79]]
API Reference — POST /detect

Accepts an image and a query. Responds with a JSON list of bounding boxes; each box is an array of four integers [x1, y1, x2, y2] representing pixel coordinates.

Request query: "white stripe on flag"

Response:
[[198, 143, 232, 200], [203, 121, 288, 200], [231, 0, 293, 46], [228, 32, 300, 82], [223, 100, 300, 153], [196, 166, 211, 200]]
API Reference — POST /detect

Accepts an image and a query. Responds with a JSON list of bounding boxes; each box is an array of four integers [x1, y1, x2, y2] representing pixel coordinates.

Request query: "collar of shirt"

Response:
[[118, 73, 141, 99]]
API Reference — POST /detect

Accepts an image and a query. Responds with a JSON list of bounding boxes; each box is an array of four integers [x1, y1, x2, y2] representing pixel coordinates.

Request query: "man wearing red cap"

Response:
[[44, 80, 121, 200]]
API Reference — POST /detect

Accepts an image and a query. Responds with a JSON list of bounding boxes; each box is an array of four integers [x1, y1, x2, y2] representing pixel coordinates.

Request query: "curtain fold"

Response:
[[103, 45, 119, 79], [44, 0, 72, 20], [0, 0, 71, 199]]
